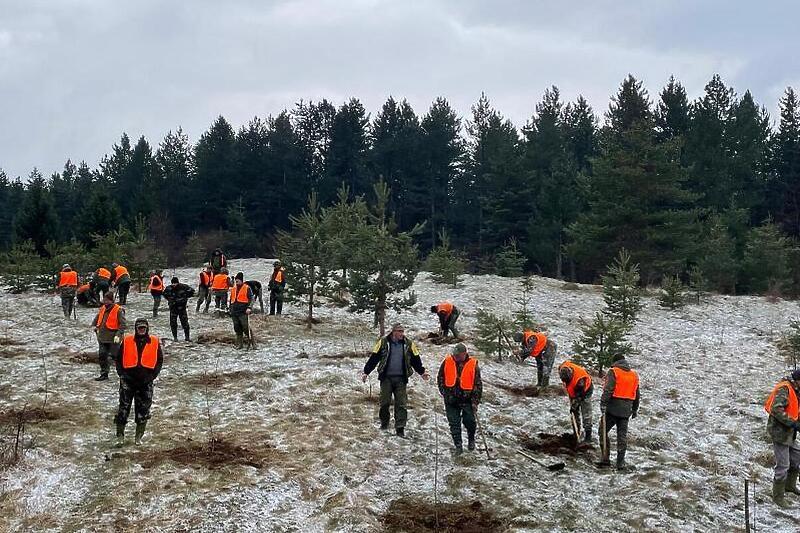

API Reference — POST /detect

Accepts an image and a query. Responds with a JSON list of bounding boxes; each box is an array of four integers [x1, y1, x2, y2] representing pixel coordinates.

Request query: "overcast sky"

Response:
[[1, 0, 798, 180]]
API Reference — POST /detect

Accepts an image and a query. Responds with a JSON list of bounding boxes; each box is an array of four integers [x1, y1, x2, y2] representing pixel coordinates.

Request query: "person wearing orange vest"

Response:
[[211, 268, 232, 311], [230, 272, 254, 349], [111, 262, 132, 305], [77, 281, 100, 307], [514, 330, 558, 387], [113, 317, 163, 447], [437, 344, 482, 454], [599, 354, 640, 470], [196, 265, 214, 313], [56, 264, 79, 318], [559, 361, 594, 443], [148, 270, 164, 318], [95, 266, 112, 299], [268, 260, 287, 315], [430, 302, 460, 339], [92, 292, 126, 381], [765, 369, 800, 507]]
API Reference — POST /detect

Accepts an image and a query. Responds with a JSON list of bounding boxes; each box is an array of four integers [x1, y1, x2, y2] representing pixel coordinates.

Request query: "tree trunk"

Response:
[[307, 278, 315, 330]]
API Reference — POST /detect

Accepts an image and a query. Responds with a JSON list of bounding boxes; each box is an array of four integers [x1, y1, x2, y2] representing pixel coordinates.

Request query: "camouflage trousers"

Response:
[[534, 344, 557, 386], [60, 291, 75, 318], [441, 309, 460, 338], [571, 393, 593, 433], [445, 401, 476, 447], [151, 293, 162, 317], [114, 379, 154, 425]]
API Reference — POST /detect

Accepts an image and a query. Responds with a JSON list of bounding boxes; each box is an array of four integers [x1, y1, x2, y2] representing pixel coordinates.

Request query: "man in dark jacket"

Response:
[[114, 317, 163, 446], [599, 354, 640, 470], [268, 260, 287, 315], [437, 343, 482, 453], [229, 272, 254, 349], [245, 280, 264, 314], [162, 277, 195, 341], [764, 369, 800, 507], [362, 323, 429, 437]]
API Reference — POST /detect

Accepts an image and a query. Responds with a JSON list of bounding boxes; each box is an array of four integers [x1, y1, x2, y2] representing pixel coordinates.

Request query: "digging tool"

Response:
[[247, 325, 257, 350], [569, 409, 581, 449], [474, 406, 491, 460], [72, 299, 78, 321], [517, 449, 566, 471], [599, 413, 609, 464]]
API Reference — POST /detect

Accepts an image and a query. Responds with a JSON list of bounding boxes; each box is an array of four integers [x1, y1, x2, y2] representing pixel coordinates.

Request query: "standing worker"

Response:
[[268, 260, 287, 315], [162, 277, 195, 341], [210, 248, 227, 274], [229, 272, 254, 349], [196, 265, 213, 313], [437, 343, 482, 454], [430, 302, 460, 339], [114, 317, 163, 446], [148, 270, 164, 318], [362, 323, 429, 438], [599, 354, 640, 470], [56, 264, 79, 318], [764, 369, 800, 507], [111, 262, 132, 305], [211, 268, 231, 311], [514, 330, 557, 387], [95, 266, 112, 299], [558, 360, 594, 443], [92, 292, 126, 381]]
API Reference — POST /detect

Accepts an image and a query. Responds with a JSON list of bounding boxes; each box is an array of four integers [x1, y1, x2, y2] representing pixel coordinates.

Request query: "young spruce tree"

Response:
[[602, 248, 643, 328], [572, 312, 636, 375], [424, 229, 465, 288]]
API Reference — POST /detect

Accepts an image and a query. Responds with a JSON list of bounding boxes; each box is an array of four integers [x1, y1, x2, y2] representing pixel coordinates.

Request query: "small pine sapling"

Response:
[[494, 238, 526, 277], [572, 312, 636, 376], [474, 309, 517, 362], [424, 229, 465, 288], [602, 248, 642, 328], [687, 265, 708, 304], [658, 274, 686, 309]]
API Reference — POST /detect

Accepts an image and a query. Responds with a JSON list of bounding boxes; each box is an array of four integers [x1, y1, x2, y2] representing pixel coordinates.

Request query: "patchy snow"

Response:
[[0, 258, 797, 532]]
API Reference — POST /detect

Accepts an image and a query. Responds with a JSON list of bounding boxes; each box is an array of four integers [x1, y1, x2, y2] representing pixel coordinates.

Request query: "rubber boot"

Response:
[[536, 369, 543, 387], [115, 424, 125, 447], [134, 421, 147, 445], [235, 334, 243, 350], [773, 478, 791, 508], [95, 373, 109, 382], [184, 328, 190, 342], [786, 469, 800, 495], [541, 375, 550, 387], [467, 433, 476, 451], [583, 427, 592, 443]]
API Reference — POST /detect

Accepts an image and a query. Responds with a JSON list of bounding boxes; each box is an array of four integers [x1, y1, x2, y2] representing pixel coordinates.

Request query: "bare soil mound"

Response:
[[183, 370, 262, 387], [195, 331, 237, 345], [136, 437, 277, 469], [492, 382, 566, 398], [519, 432, 592, 457], [383, 497, 505, 533], [0, 405, 68, 425], [419, 332, 466, 346]]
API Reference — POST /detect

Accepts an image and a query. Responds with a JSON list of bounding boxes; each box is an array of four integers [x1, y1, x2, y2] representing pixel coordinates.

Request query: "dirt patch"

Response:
[[0, 337, 24, 346], [492, 382, 566, 398], [419, 332, 465, 346], [135, 437, 278, 469], [0, 346, 37, 359], [519, 432, 592, 457], [382, 497, 504, 533], [52, 347, 96, 365], [183, 370, 263, 387], [195, 331, 237, 345], [323, 350, 369, 360], [0, 406, 68, 425]]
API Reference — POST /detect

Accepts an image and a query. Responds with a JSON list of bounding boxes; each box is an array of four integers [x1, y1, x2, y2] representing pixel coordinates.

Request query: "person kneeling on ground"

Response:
[[765, 369, 800, 507], [437, 343, 482, 454], [114, 317, 163, 447]]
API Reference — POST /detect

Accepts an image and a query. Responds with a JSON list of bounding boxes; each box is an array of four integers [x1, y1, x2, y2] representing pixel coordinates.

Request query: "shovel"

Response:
[[517, 449, 566, 471]]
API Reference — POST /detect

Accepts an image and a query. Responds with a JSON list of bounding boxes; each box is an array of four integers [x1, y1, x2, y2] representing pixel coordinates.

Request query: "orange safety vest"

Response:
[[58, 270, 78, 288], [559, 361, 592, 398], [212, 273, 230, 291], [121, 334, 159, 369], [443, 355, 478, 391], [95, 304, 121, 330], [765, 381, 800, 421], [229, 284, 250, 304], [523, 330, 547, 357], [437, 302, 454, 318], [77, 283, 91, 294], [609, 367, 639, 400], [96, 268, 111, 280], [272, 268, 285, 284], [148, 275, 164, 292], [114, 265, 129, 279], [199, 271, 212, 287]]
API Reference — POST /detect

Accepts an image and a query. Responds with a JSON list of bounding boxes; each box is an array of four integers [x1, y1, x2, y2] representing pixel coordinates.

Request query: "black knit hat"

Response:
[[171, 277, 179, 284], [235, 272, 244, 281]]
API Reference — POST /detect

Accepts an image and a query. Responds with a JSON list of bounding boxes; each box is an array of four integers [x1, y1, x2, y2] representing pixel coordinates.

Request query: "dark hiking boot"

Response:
[[395, 428, 405, 438], [454, 445, 463, 455], [115, 424, 125, 447], [134, 422, 147, 445], [583, 428, 593, 443], [773, 478, 791, 508], [786, 469, 800, 496], [467, 437, 476, 451], [380, 422, 389, 430], [95, 373, 108, 382]]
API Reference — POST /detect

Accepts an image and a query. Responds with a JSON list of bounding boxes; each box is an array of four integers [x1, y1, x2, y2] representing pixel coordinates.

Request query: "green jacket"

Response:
[[364, 335, 426, 382], [766, 381, 800, 446]]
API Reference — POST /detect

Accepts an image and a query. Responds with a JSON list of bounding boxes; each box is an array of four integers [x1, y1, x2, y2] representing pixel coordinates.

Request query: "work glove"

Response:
[[113, 335, 121, 344]]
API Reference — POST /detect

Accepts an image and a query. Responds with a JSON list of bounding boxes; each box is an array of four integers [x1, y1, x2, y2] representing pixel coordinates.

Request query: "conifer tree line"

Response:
[[3, 73, 800, 294]]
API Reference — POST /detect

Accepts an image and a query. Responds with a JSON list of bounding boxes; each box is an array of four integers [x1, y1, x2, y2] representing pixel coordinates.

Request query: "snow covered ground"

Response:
[[0, 258, 797, 532]]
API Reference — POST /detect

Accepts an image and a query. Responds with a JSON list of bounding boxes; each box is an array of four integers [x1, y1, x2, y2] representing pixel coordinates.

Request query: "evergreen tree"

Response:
[[321, 98, 370, 202], [235, 117, 270, 229], [224, 197, 258, 257], [14, 169, 59, 255], [494, 238, 526, 277], [513, 276, 538, 330], [602, 248, 643, 327], [687, 265, 709, 303], [655, 76, 690, 142], [156, 128, 194, 235], [562, 95, 597, 174], [76, 185, 123, 244], [727, 91, 771, 220], [0, 240, 48, 293], [125, 136, 159, 221], [658, 274, 686, 309], [698, 216, 739, 293], [347, 181, 422, 335], [0, 170, 14, 250], [424, 229, 465, 287], [182, 232, 206, 267], [292, 99, 336, 191], [264, 111, 308, 229], [474, 308, 517, 361], [277, 192, 331, 328], [572, 312, 636, 375], [49, 160, 78, 241], [325, 185, 369, 297], [193, 116, 238, 228], [606, 74, 651, 134], [770, 87, 800, 236], [740, 220, 793, 294], [420, 98, 463, 249]]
